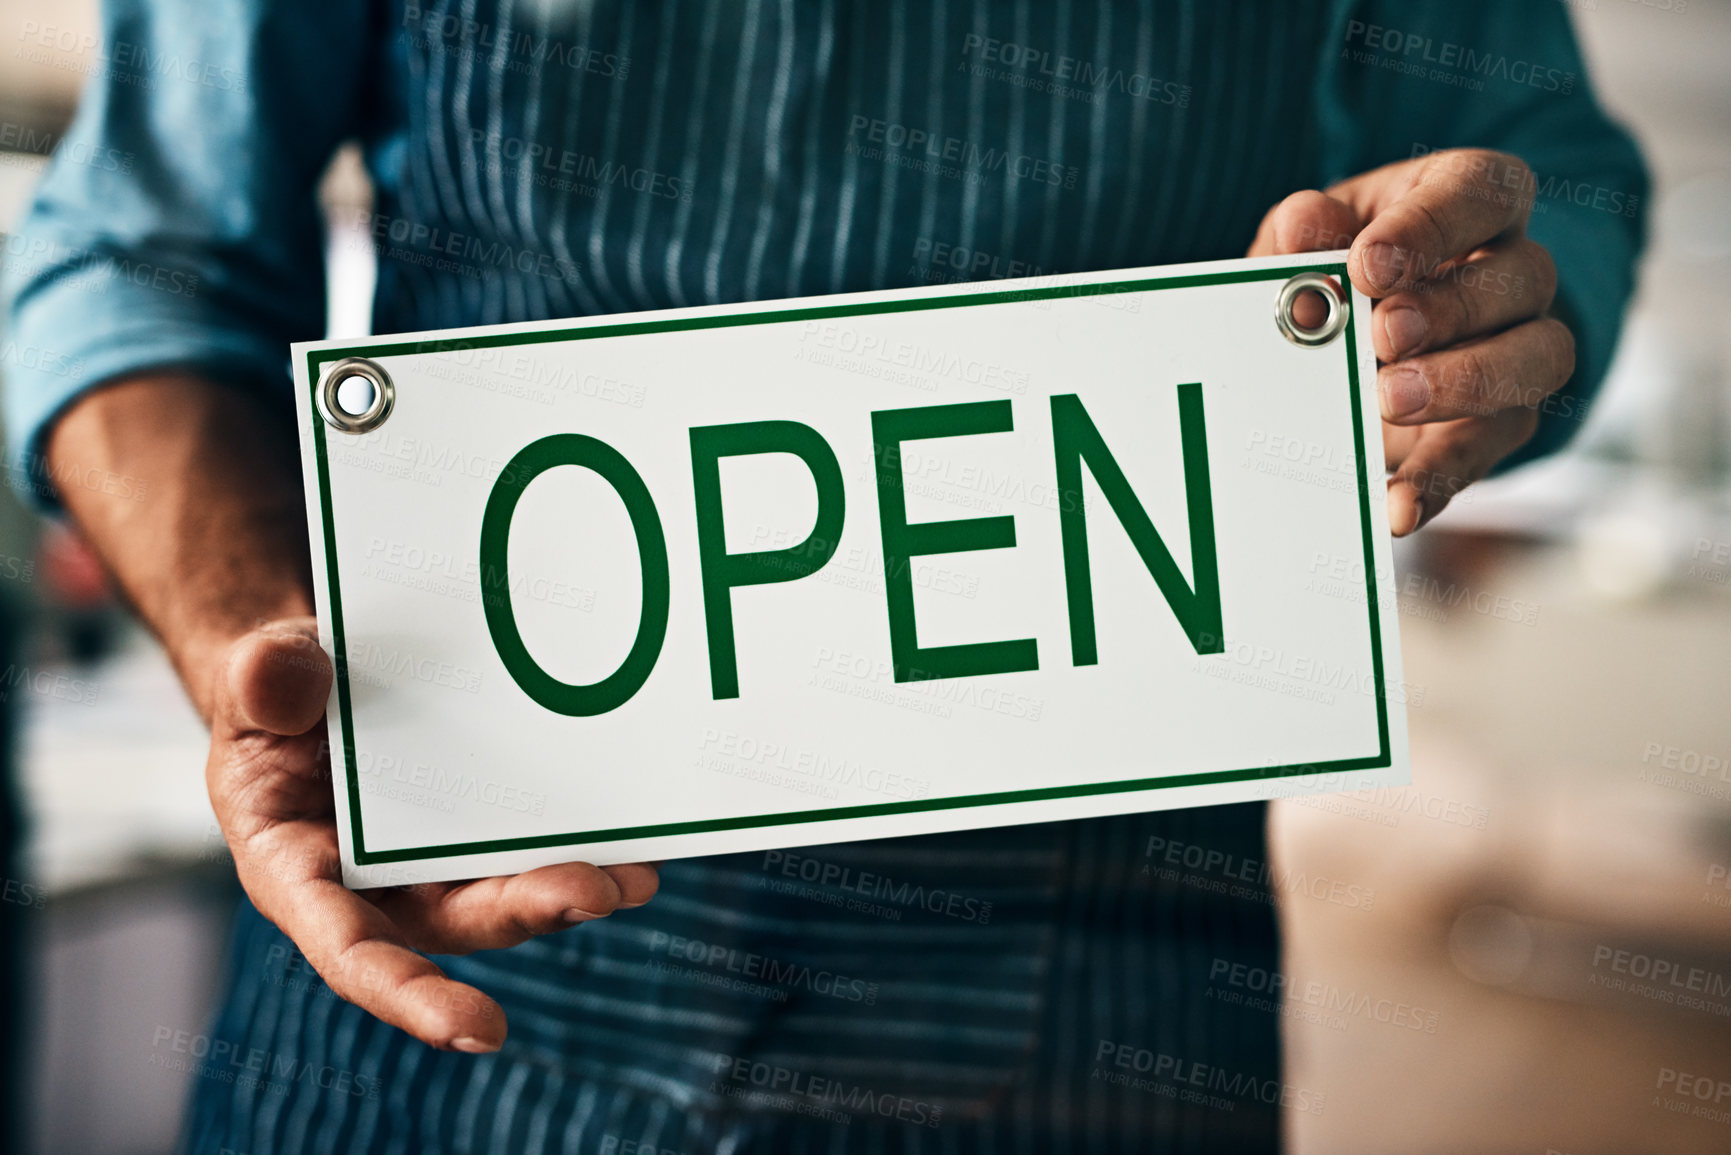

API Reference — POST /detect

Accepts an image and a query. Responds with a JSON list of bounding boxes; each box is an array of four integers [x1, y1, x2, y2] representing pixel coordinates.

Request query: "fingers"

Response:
[[1378, 316, 1575, 427], [206, 617, 510, 1051], [1372, 237, 1557, 362], [218, 619, 332, 738], [203, 617, 668, 1050], [372, 860, 660, 954], [1343, 150, 1535, 296], [1279, 150, 1556, 541], [238, 818, 508, 1051], [1380, 423, 1421, 475], [1386, 409, 1539, 536], [1247, 189, 1363, 258], [603, 863, 662, 908]]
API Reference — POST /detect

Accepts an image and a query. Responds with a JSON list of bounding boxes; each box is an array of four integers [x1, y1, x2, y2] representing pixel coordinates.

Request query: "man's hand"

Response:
[[49, 373, 657, 1052], [1249, 147, 1576, 535], [210, 618, 657, 1052]]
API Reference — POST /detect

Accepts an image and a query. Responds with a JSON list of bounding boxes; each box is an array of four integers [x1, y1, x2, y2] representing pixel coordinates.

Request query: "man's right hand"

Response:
[[47, 373, 657, 1053], [210, 617, 658, 1052]]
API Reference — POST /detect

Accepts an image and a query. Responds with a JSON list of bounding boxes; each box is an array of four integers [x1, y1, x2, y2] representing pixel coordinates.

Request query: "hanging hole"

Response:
[[1290, 287, 1330, 330], [317, 358, 395, 433], [1274, 272, 1350, 348], [334, 374, 378, 419]]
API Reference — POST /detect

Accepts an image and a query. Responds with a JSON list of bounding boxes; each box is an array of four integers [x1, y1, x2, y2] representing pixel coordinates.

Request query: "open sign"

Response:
[[295, 253, 1407, 886]]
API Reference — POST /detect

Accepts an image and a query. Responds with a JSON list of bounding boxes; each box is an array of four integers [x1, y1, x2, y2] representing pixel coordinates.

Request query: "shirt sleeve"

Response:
[[1, 0, 376, 507], [1316, 0, 1649, 470]]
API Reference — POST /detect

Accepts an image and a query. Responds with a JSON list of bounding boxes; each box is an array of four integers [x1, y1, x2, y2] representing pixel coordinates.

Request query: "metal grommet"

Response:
[[1274, 272, 1350, 348], [317, 357, 395, 434]]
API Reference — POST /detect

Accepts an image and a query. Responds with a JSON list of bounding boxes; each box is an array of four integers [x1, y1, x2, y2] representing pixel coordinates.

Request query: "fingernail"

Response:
[[1407, 496, 1426, 535], [451, 1036, 498, 1054], [1381, 366, 1430, 420], [1363, 243, 1404, 292], [1383, 307, 1427, 357], [562, 906, 605, 923]]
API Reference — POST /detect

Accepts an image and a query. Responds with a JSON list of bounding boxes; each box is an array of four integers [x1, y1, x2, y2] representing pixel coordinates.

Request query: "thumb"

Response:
[[1248, 189, 1363, 258], [218, 619, 332, 737]]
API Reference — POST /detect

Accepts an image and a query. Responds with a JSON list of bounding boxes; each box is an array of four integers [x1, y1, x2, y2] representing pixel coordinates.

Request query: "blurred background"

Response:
[[1, 0, 1727, 1151]]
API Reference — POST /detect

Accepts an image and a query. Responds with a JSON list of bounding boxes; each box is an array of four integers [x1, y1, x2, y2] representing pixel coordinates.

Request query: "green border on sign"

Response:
[[307, 263, 1390, 865]]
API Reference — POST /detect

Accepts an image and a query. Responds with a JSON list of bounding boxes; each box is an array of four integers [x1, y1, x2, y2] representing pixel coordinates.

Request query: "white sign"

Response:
[[293, 252, 1409, 887]]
